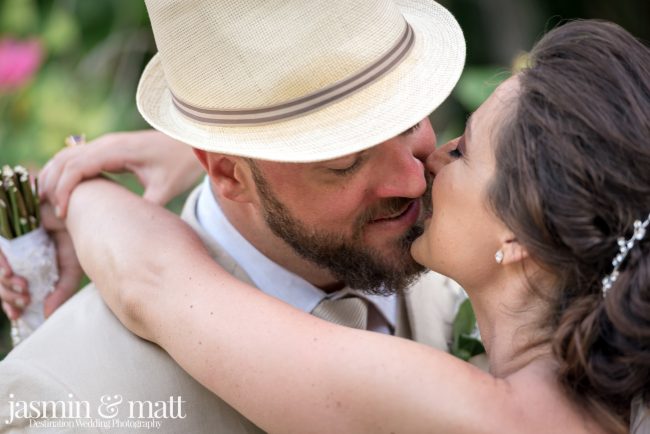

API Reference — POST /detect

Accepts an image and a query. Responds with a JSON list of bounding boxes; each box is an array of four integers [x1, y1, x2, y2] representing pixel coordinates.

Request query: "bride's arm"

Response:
[[66, 179, 528, 434]]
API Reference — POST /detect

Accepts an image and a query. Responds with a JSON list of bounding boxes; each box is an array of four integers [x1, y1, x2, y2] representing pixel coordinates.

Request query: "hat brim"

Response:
[[136, 0, 465, 162]]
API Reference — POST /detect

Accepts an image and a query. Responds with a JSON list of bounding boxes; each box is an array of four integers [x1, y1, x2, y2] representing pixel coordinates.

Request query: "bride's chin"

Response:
[[409, 234, 428, 267]]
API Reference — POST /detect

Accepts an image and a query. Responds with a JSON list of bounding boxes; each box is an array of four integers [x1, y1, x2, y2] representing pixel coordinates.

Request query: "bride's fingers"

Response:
[[2, 301, 20, 321], [51, 154, 112, 219], [0, 274, 27, 296], [39, 146, 79, 203], [0, 250, 12, 281], [43, 137, 141, 217], [0, 251, 28, 302], [0, 277, 30, 316]]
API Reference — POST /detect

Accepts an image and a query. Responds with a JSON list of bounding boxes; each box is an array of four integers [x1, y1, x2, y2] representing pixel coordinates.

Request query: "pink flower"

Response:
[[0, 37, 43, 91]]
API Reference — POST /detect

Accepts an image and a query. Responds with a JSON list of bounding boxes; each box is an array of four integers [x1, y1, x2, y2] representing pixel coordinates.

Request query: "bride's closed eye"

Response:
[[448, 135, 465, 159]]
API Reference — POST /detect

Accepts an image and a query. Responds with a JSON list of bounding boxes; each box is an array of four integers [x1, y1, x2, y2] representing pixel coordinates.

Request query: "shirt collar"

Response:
[[195, 176, 397, 326]]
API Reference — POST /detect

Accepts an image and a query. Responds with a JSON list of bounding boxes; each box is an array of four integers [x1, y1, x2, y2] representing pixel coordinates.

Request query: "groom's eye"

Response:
[[329, 158, 363, 175], [325, 152, 367, 176]]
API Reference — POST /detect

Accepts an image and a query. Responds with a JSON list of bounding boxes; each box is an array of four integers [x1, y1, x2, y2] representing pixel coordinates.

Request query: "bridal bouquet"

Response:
[[0, 165, 58, 345]]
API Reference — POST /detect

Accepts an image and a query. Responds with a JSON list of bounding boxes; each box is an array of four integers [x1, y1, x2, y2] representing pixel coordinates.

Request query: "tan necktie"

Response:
[[311, 296, 369, 330]]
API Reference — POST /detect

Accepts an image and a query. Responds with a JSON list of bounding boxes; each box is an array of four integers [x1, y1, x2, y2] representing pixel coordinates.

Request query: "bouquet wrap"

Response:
[[0, 226, 58, 344]]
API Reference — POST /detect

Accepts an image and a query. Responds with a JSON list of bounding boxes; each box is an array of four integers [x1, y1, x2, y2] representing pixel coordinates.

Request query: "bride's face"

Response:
[[411, 76, 520, 289]]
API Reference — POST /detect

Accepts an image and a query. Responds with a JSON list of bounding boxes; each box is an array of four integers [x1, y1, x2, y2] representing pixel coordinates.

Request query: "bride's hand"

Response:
[[39, 130, 203, 218], [0, 203, 82, 320]]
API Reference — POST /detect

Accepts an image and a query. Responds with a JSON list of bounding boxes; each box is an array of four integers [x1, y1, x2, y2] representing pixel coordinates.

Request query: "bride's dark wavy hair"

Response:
[[488, 20, 650, 433]]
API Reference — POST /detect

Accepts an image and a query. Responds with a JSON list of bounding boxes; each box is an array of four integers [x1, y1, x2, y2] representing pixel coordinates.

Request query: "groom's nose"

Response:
[[371, 141, 429, 200]]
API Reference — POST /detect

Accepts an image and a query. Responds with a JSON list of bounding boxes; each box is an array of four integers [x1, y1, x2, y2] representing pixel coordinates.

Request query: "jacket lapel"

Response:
[[403, 271, 466, 352]]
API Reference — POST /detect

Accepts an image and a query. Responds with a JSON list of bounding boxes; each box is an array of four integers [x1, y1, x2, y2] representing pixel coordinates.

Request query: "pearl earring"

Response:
[[495, 250, 504, 264]]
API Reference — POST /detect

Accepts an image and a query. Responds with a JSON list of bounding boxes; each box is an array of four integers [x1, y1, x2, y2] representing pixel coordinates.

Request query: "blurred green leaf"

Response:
[[451, 299, 485, 361], [435, 117, 465, 148], [41, 7, 79, 55], [0, 0, 38, 36], [453, 66, 510, 112]]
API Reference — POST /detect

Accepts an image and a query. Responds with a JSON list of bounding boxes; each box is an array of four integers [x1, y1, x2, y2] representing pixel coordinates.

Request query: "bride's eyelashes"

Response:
[[448, 147, 463, 159], [448, 135, 466, 159]]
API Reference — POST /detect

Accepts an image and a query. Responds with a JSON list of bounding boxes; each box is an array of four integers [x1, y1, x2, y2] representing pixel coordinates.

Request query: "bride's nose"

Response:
[[425, 138, 458, 175]]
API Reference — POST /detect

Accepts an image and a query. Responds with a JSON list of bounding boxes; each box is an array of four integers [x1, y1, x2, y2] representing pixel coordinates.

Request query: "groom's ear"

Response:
[[192, 149, 256, 203]]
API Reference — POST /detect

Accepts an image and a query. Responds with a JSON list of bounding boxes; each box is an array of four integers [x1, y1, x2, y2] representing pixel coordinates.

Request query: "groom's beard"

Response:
[[249, 165, 431, 295]]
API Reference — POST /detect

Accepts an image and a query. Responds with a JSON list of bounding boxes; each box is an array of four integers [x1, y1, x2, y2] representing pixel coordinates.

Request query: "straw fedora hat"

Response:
[[137, 0, 465, 162]]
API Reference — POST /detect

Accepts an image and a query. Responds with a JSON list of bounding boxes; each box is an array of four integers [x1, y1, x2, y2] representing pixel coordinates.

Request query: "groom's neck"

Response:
[[215, 192, 343, 291]]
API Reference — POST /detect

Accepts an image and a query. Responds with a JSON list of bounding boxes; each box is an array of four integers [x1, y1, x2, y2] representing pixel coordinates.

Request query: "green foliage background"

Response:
[[0, 0, 648, 356]]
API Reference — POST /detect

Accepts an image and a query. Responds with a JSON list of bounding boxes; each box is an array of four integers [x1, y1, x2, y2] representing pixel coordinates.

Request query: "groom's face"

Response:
[[249, 118, 435, 293]]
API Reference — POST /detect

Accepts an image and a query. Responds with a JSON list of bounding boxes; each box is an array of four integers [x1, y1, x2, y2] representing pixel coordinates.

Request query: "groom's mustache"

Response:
[[356, 172, 433, 229], [363, 197, 414, 223]]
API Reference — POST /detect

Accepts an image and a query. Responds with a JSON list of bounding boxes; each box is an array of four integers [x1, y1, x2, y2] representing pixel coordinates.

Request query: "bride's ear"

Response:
[[499, 236, 529, 265]]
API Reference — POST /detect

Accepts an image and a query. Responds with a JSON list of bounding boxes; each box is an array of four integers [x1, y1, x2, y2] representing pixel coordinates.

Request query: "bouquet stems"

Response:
[[0, 165, 40, 239]]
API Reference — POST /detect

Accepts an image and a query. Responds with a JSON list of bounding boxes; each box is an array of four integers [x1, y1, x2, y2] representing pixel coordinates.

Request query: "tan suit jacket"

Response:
[[0, 186, 466, 433]]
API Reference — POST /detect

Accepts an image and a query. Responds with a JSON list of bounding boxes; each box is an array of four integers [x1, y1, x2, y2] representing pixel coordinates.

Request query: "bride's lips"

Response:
[[368, 200, 421, 229]]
